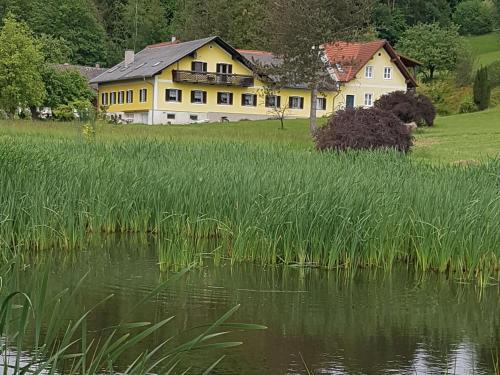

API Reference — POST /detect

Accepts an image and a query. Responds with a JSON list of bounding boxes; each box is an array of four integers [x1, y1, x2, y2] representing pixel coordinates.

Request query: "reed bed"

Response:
[[0, 136, 499, 280]]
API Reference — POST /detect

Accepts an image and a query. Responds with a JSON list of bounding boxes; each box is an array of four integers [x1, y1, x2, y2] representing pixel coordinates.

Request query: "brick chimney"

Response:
[[124, 50, 135, 66]]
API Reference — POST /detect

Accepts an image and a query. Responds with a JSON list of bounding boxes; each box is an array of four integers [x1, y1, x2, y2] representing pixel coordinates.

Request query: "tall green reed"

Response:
[[0, 136, 498, 280]]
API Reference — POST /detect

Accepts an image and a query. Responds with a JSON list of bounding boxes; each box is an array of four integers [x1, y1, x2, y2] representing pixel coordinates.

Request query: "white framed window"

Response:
[[101, 93, 109, 106], [317, 97, 327, 111], [191, 61, 207, 72], [216, 63, 233, 74], [166, 89, 182, 102], [365, 65, 374, 79], [118, 91, 124, 104], [364, 93, 373, 107], [126, 90, 133, 103], [191, 90, 207, 104], [242, 93, 257, 107], [265, 95, 280, 108], [139, 89, 147, 103], [217, 92, 233, 105], [110, 92, 116, 105], [289, 96, 304, 109], [384, 67, 392, 79]]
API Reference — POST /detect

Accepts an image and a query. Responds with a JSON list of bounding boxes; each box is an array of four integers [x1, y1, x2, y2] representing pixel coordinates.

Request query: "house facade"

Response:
[[90, 36, 418, 125]]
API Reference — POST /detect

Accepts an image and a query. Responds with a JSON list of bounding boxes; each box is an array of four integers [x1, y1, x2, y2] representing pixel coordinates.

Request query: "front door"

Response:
[[346, 95, 355, 109]]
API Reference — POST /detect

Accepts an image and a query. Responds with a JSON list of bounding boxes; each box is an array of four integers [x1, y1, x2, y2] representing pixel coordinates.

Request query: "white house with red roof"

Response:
[[91, 37, 419, 124]]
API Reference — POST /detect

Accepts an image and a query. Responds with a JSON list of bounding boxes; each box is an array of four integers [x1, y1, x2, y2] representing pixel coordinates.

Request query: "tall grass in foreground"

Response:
[[0, 136, 499, 281], [0, 255, 265, 374]]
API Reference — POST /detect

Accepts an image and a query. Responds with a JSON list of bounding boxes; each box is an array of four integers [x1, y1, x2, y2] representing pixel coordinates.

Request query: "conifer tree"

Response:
[[473, 66, 491, 111]]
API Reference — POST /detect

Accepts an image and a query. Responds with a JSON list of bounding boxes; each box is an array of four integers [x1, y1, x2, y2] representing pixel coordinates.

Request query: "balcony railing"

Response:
[[172, 70, 254, 87]]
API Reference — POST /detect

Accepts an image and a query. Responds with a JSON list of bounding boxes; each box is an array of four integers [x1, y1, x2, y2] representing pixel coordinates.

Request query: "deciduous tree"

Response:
[[0, 16, 45, 117], [264, 0, 372, 133], [396, 23, 461, 81]]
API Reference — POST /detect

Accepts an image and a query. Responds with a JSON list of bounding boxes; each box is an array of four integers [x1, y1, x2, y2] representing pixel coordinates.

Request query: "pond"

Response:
[[19, 237, 500, 374]]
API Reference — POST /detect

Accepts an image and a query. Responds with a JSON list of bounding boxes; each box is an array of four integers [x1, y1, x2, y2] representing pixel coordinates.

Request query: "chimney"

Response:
[[171, 36, 176, 43], [124, 50, 135, 66]]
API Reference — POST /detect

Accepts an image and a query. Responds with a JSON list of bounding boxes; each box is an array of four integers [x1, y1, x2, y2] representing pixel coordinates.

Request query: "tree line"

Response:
[[0, 0, 499, 67]]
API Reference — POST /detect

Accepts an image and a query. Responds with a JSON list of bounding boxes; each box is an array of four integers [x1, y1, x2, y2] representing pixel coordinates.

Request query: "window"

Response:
[[166, 89, 182, 102], [110, 92, 116, 105], [289, 96, 304, 109], [384, 67, 392, 79], [365, 65, 374, 78], [118, 91, 124, 104], [191, 61, 207, 72], [242, 93, 257, 107], [317, 97, 327, 111], [364, 93, 373, 107], [191, 90, 207, 104], [346, 95, 355, 109], [265, 95, 281, 108], [139, 89, 147, 103], [126, 90, 133, 104], [217, 92, 233, 105], [101, 93, 109, 106], [167, 113, 175, 120], [216, 63, 233, 74], [190, 114, 198, 121]]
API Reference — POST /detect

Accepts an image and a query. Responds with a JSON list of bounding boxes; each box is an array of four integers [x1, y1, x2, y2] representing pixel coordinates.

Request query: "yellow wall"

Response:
[[96, 42, 409, 123], [98, 80, 153, 112], [337, 47, 408, 109]]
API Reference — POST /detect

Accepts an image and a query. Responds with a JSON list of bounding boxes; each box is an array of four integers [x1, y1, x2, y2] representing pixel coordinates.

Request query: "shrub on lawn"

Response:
[[315, 107, 412, 153], [52, 104, 75, 121], [458, 96, 479, 113], [374, 91, 436, 126]]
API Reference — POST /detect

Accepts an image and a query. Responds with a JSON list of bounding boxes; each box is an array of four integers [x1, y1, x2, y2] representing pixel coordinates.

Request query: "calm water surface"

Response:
[[22, 237, 499, 374]]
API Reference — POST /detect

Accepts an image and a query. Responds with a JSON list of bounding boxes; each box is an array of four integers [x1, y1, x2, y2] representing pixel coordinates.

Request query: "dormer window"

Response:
[[365, 65, 374, 78], [192, 61, 207, 72]]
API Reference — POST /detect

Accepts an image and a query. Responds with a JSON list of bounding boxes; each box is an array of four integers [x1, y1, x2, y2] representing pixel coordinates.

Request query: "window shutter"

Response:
[[191, 62, 196, 71], [241, 94, 245, 106], [277, 96, 281, 108], [203, 91, 207, 103], [228, 65, 233, 74], [178, 90, 182, 102], [289, 97, 293, 108], [216, 63, 220, 73], [253, 95, 257, 106], [165, 89, 169, 101], [191, 91, 195, 103], [300, 97, 304, 109], [217, 93, 221, 104], [229, 93, 233, 105], [322, 99, 327, 110], [203, 62, 207, 72]]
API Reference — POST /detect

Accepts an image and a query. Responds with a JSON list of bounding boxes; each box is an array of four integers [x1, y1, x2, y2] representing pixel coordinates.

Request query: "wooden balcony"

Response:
[[172, 70, 254, 87]]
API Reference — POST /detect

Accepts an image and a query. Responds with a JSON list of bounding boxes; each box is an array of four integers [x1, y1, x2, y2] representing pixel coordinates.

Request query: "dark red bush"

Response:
[[374, 91, 436, 126], [314, 107, 412, 153]]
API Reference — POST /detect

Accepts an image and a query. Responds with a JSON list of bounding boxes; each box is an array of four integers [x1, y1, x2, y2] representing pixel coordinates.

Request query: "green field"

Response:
[[465, 31, 500, 66], [1, 106, 499, 164]]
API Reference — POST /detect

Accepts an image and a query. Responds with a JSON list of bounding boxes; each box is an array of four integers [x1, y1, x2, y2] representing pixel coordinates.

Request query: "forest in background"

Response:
[[0, 0, 499, 67]]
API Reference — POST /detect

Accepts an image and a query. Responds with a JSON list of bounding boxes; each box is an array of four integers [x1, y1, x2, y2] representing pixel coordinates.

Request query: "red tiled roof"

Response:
[[236, 49, 274, 55], [322, 39, 418, 87], [147, 40, 180, 48], [322, 40, 385, 82]]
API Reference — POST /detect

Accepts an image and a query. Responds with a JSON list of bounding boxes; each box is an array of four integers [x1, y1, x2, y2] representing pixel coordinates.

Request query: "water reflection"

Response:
[[20, 236, 500, 374]]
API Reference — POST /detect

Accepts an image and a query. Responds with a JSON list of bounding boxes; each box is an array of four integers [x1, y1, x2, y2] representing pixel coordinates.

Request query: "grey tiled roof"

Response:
[[91, 36, 251, 84]]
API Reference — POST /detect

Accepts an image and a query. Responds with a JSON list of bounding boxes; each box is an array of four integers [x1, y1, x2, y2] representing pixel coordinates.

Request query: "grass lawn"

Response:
[[465, 31, 500, 66], [0, 107, 499, 164]]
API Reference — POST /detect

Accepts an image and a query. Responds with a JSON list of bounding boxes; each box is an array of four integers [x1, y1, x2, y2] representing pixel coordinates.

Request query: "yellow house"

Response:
[[90, 36, 419, 125]]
